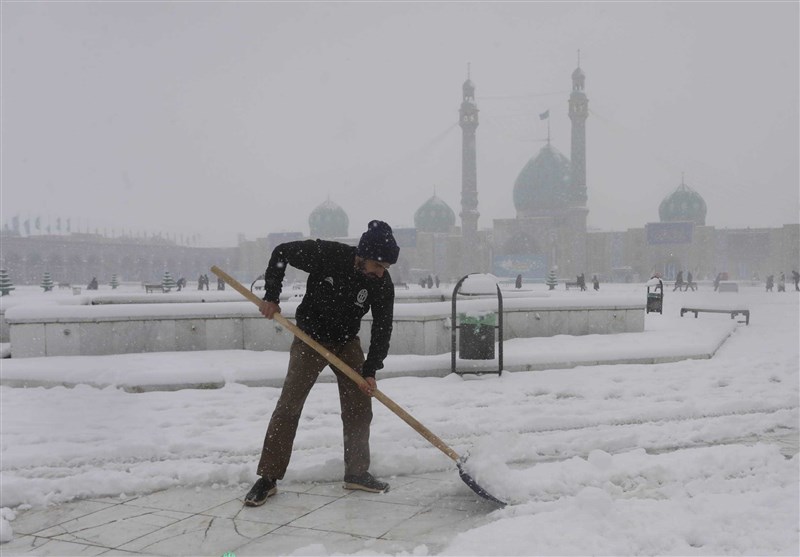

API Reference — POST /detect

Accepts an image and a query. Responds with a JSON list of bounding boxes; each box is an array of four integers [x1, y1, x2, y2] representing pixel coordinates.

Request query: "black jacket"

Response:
[[263, 239, 394, 378]]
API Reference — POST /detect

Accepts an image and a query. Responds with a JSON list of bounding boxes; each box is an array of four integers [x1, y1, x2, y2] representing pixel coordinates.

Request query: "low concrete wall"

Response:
[[5, 295, 644, 358], [0, 289, 446, 344]]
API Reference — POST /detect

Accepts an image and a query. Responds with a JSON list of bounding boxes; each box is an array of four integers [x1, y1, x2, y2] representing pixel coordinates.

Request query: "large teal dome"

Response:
[[309, 198, 349, 238], [513, 143, 572, 215], [659, 180, 707, 225], [414, 194, 455, 233]]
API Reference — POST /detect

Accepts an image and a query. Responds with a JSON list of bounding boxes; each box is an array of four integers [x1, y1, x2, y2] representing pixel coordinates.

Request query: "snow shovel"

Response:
[[210, 265, 506, 507]]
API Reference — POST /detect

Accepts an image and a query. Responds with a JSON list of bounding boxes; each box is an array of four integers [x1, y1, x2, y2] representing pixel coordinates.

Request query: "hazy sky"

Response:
[[2, 2, 798, 247]]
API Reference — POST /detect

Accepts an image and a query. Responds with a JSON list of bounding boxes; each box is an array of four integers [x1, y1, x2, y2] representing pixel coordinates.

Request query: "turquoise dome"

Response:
[[513, 143, 573, 215], [309, 198, 349, 238], [659, 180, 707, 225], [414, 194, 455, 233]]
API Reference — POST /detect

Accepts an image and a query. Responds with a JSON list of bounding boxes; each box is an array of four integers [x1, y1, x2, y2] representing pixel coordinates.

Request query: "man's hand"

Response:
[[259, 300, 281, 319], [359, 377, 377, 397]]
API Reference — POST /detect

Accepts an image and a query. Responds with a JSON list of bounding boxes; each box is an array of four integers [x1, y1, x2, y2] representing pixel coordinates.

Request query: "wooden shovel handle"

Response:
[[210, 265, 461, 462]]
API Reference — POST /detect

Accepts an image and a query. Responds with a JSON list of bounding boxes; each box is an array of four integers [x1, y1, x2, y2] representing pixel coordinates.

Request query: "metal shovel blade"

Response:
[[457, 460, 507, 507]]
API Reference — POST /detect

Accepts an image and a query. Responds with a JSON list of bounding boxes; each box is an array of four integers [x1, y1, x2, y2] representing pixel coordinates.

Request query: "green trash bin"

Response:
[[458, 312, 496, 360]]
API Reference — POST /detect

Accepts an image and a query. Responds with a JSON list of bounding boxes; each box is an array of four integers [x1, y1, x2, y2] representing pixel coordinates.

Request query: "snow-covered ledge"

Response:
[[5, 296, 644, 358], [0, 287, 447, 342]]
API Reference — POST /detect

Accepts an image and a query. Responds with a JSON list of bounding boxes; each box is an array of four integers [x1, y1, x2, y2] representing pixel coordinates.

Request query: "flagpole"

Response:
[[539, 109, 551, 143]]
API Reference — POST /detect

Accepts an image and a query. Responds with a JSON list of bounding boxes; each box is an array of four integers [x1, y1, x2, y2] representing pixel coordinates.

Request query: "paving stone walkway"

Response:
[[2, 470, 499, 556]]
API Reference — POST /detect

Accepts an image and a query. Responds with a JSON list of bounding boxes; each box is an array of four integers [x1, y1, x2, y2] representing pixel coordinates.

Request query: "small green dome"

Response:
[[309, 198, 349, 238], [414, 194, 455, 233], [659, 180, 707, 225], [513, 143, 573, 215]]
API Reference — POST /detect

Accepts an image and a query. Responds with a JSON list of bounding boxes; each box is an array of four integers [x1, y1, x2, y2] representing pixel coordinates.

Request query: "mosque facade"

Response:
[[2, 65, 797, 288], [0, 232, 239, 287], [399, 65, 798, 284]]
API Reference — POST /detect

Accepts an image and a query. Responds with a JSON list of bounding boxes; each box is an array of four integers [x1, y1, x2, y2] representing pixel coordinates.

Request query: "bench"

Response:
[[565, 282, 579, 290], [144, 283, 165, 293], [57, 282, 71, 289], [718, 281, 739, 293], [680, 307, 749, 325]]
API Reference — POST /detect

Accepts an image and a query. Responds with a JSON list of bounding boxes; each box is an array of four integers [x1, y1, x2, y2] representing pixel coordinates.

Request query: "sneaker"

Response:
[[244, 476, 277, 507], [343, 472, 390, 493]]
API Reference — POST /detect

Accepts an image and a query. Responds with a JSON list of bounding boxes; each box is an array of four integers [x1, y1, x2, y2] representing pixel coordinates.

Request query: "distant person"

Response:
[[515, 274, 522, 289], [434, 275, 440, 288], [577, 273, 586, 291], [426, 275, 433, 289], [198, 274, 205, 290], [793, 270, 799, 291], [176, 277, 186, 291], [204, 274, 210, 291], [685, 271, 696, 291], [713, 272, 722, 292], [673, 271, 684, 292], [87, 277, 98, 290], [217, 276, 225, 290], [592, 275, 600, 291], [766, 274, 774, 292], [777, 272, 786, 292]]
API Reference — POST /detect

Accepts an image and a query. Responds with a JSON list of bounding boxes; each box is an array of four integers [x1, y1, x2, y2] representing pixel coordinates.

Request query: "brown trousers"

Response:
[[256, 336, 372, 479]]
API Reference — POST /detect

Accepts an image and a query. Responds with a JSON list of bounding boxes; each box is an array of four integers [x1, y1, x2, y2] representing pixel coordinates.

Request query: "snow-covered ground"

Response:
[[0, 283, 798, 554]]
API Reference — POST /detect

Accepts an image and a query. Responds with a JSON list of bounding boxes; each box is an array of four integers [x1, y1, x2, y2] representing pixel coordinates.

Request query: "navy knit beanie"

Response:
[[357, 220, 400, 264]]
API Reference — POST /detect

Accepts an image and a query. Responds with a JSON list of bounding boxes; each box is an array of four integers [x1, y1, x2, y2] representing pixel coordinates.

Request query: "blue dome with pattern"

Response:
[[659, 180, 707, 225], [309, 198, 349, 238], [414, 194, 456, 233], [513, 144, 573, 215]]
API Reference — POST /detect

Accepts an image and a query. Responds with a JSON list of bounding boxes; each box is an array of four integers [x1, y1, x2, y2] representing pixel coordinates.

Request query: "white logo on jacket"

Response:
[[324, 277, 334, 286], [355, 289, 368, 307]]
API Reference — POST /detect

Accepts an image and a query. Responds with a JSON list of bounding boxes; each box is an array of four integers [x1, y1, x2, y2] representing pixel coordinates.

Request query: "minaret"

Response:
[[459, 67, 480, 270], [568, 53, 588, 206]]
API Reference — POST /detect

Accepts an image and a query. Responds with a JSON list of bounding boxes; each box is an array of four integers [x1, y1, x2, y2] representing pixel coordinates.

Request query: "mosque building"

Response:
[[288, 63, 797, 285], [2, 64, 796, 288], [491, 64, 589, 281]]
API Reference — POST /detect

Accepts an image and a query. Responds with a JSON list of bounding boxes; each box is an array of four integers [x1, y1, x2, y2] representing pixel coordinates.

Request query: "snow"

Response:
[[0, 508, 14, 543], [4, 300, 264, 321], [0, 283, 798, 555], [458, 273, 501, 295]]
